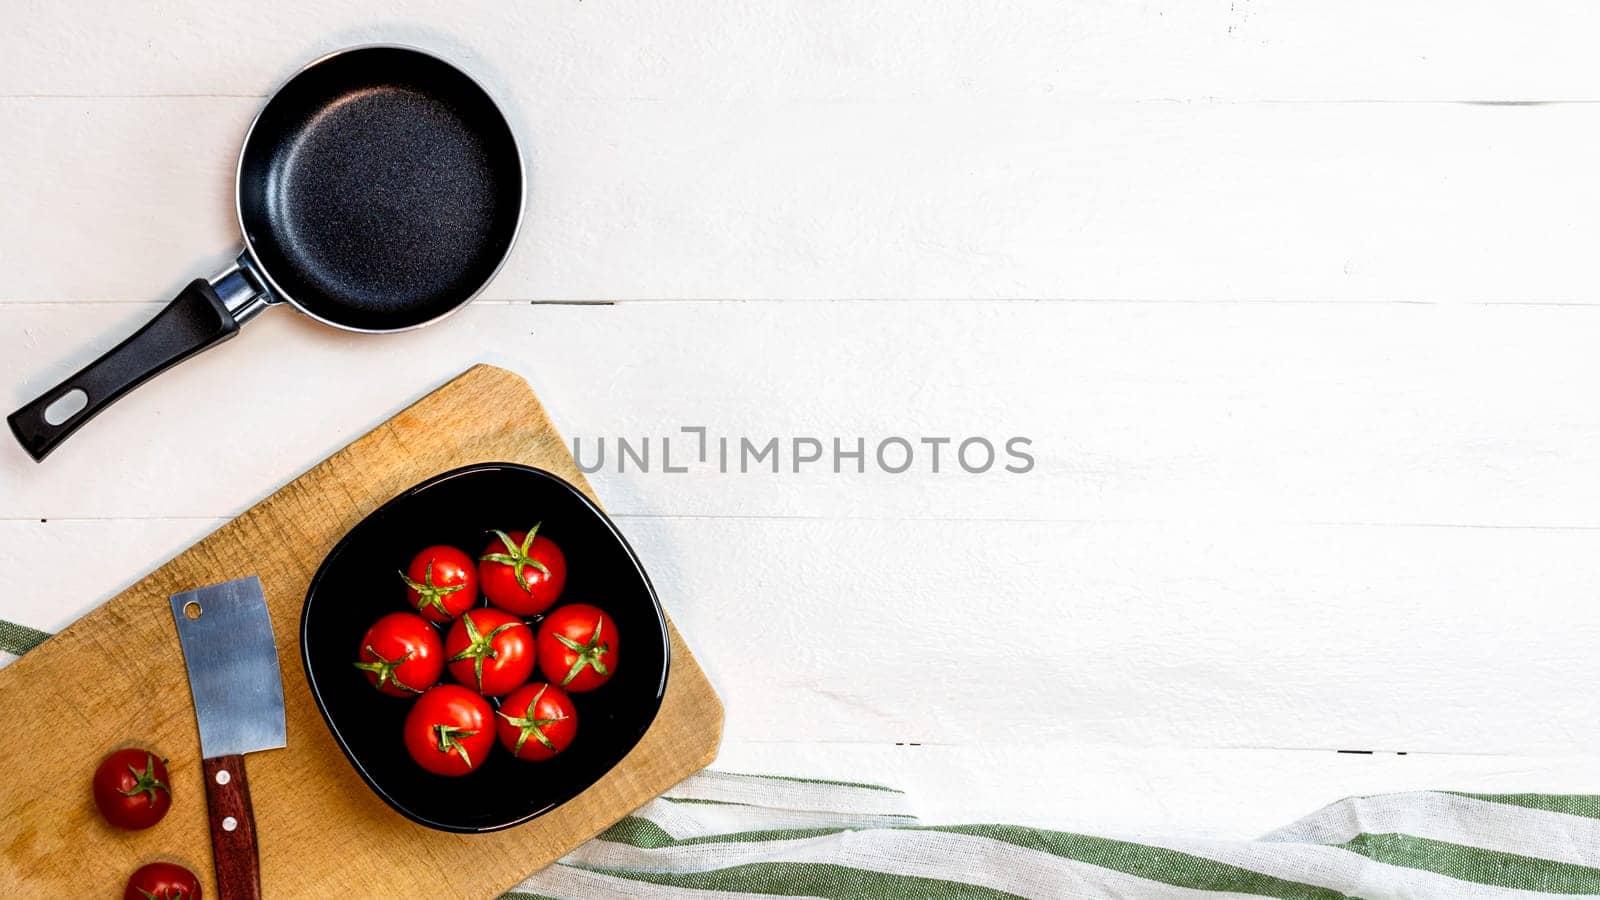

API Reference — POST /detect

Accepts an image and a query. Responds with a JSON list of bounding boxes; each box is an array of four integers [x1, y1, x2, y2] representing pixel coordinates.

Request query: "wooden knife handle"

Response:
[[202, 755, 262, 900]]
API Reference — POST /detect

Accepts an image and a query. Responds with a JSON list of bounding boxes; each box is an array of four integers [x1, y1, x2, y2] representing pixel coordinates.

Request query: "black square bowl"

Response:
[[300, 463, 670, 833]]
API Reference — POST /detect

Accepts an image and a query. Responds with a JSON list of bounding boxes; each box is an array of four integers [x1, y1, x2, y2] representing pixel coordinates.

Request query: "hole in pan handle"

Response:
[[6, 256, 270, 462]]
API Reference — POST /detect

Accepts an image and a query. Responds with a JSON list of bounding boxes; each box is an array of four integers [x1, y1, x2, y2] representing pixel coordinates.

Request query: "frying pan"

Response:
[[7, 45, 524, 461]]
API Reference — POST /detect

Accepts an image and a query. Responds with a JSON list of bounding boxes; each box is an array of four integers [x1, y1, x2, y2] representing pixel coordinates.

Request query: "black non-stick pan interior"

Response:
[[238, 47, 522, 331]]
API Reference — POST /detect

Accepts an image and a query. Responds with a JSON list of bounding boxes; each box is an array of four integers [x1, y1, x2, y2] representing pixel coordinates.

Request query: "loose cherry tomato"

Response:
[[536, 603, 618, 692], [124, 861, 201, 900], [445, 608, 536, 697], [402, 545, 478, 623], [496, 682, 578, 761], [478, 526, 567, 616], [403, 685, 496, 776], [354, 612, 444, 696], [94, 748, 171, 831]]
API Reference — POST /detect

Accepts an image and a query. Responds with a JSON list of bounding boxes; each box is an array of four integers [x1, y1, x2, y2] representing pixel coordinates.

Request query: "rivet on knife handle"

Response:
[[203, 755, 263, 900]]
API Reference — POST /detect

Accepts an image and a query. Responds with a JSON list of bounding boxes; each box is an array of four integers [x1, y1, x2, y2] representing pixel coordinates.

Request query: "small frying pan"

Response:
[[8, 45, 524, 461]]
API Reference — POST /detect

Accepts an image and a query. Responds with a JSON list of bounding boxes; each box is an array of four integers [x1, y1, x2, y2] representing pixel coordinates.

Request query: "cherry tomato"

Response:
[[94, 748, 171, 831], [478, 526, 567, 616], [124, 861, 201, 900], [496, 682, 578, 761], [444, 608, 536, 697], [354, 612, 444, 696], [403, 685, 496, 776], [536, 604, 618, 692], [402, 545, 478, 623]]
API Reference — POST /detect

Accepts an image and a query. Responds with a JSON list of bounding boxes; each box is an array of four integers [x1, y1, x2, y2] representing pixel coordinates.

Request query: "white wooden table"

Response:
[[4, 1, 1598, 841]]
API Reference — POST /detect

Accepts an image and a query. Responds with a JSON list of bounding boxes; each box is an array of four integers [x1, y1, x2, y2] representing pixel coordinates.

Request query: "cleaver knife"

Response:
[[170, 576, 287, 900]]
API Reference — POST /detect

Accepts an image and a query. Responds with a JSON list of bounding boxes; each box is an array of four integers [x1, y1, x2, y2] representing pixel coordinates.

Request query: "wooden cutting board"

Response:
[[0, 365, 723, 898]]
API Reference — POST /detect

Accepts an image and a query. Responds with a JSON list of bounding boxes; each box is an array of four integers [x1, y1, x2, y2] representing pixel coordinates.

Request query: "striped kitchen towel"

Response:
[[3, 625, 1594, 899], [508, 771, 1600, 899]]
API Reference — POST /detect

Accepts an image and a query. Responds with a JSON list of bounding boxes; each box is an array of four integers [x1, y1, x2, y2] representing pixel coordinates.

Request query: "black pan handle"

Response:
[[8, 279, 242, 461]]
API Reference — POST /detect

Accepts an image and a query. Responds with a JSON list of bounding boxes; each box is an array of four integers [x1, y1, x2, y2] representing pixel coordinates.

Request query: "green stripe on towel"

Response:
[[0, 620, 49, 655], [1454, 792, 1600, 821], [570, 862, 1025, 899], [931, 824, 1347, 900], [1335, 832, 1600, 894]]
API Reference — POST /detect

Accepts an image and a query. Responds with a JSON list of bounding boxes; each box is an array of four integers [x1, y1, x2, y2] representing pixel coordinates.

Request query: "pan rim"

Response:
[[233, 43, 527, 335]]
